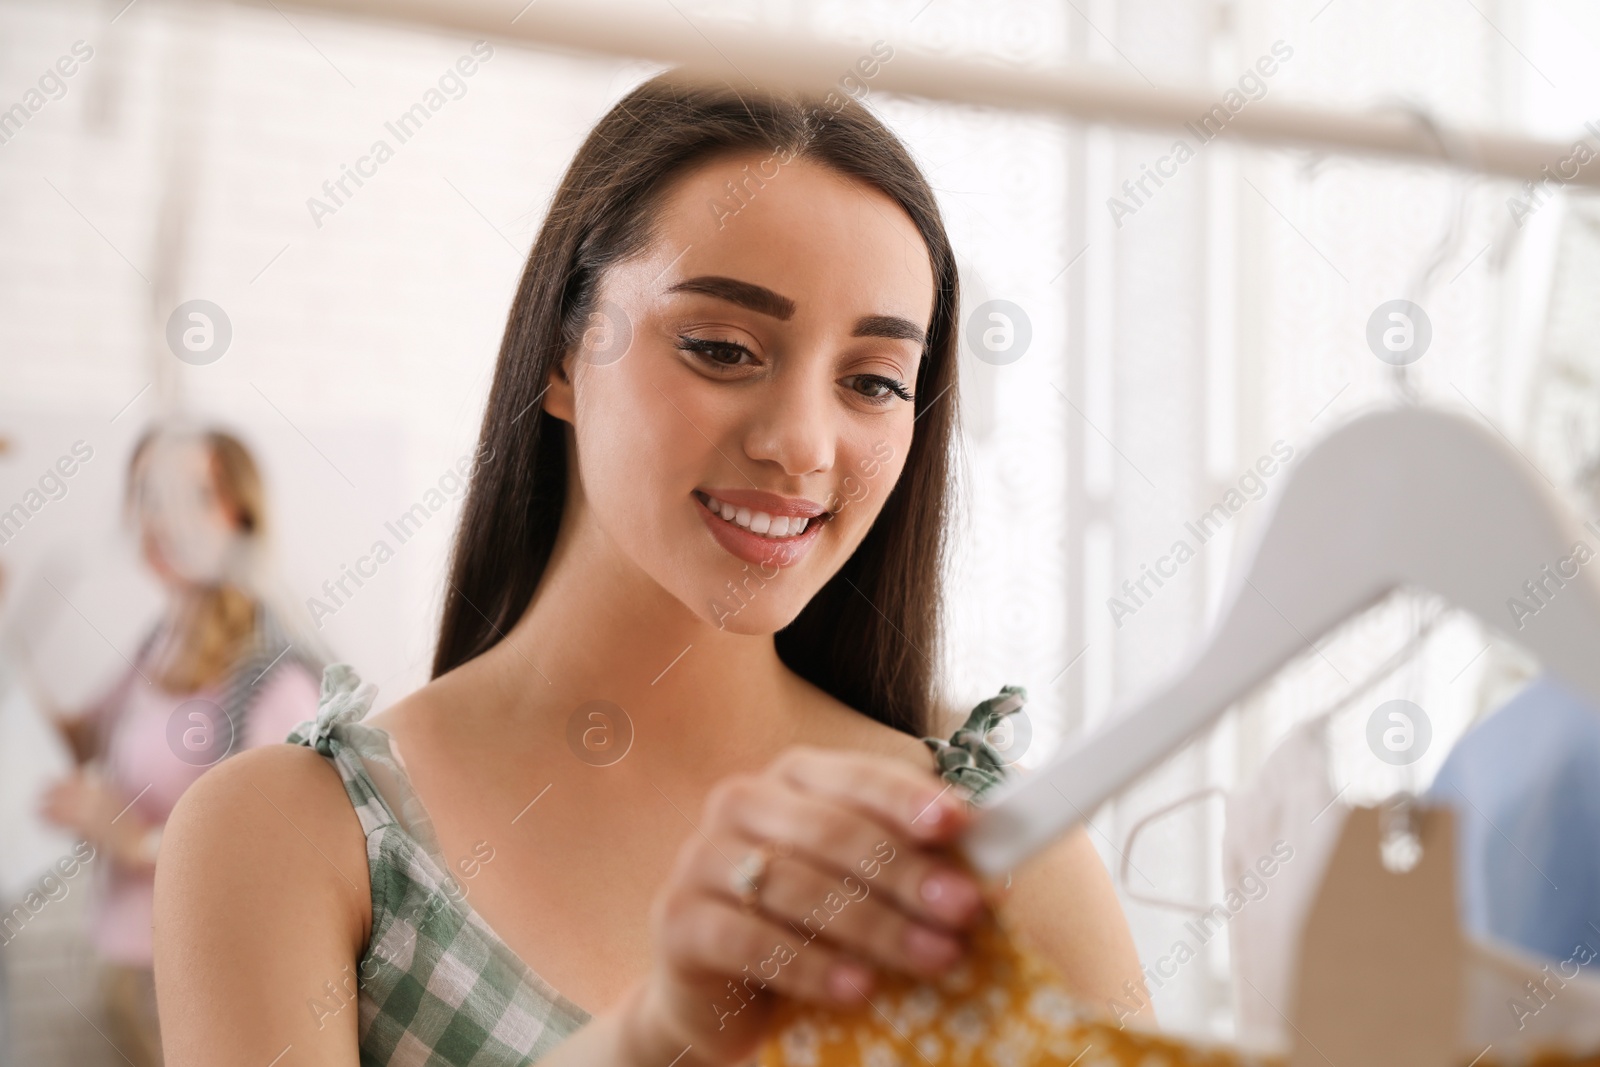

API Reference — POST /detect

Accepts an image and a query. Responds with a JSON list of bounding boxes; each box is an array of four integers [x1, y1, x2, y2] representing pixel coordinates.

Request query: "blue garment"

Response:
[[1428, 673, 1600, 963]]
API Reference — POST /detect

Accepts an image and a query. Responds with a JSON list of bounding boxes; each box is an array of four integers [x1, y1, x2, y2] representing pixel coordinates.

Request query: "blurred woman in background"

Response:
[[37, 425, 324, 1067]]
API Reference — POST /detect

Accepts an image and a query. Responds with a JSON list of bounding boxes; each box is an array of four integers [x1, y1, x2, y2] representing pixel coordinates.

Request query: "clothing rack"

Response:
[[254, 0, 1599, 188]]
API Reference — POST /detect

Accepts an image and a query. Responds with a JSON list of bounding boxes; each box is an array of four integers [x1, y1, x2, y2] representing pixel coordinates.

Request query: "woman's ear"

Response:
[[541, 355, 577, 424]]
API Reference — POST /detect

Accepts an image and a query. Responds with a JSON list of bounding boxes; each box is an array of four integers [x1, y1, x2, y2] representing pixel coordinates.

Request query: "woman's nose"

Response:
[[741, 370, 836, 477]]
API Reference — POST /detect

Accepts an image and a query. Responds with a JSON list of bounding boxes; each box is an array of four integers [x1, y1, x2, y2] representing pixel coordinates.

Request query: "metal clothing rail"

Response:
[[256, 0, 1600, 188]]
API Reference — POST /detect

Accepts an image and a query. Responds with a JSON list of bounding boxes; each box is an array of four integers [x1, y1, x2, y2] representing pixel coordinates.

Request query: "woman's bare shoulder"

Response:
[[161, 742, 371, 937], [173, 741, 358, 820], [156, 744, 374, 1059]]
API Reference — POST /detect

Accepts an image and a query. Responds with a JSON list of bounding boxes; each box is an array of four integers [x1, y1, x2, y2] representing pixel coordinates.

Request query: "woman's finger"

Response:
[[658, 890, 876, 1009], [709, 775, 984, 930], [771, 744, 973, 842], [729, 842, 967, 978]]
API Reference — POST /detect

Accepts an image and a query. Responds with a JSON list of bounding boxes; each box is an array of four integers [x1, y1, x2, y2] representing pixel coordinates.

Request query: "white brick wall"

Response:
[[0, 6, 646, 1062], [0, 0, 648, 705]]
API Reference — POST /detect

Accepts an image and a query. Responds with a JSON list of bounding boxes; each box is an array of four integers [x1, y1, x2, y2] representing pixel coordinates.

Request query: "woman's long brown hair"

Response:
[[433, 73, 961, 738]]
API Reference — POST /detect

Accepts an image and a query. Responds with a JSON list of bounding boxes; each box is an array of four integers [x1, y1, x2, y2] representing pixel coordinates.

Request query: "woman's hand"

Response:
[[621, 745, 987, 1067], [39, 770, 152, 867]]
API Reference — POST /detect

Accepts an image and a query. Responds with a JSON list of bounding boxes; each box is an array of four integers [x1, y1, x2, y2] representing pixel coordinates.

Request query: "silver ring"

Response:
[[730, 841, 791, 912], [731, 850, 766, 911]]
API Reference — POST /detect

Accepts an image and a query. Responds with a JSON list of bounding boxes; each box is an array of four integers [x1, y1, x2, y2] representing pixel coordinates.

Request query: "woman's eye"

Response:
[[676, 336, 755, 368], [845, 374, 915, 405]]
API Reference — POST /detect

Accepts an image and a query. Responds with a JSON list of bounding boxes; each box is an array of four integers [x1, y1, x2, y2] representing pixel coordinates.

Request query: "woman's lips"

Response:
[[695, 487, 828, 519], [693, 491, 828, 568]]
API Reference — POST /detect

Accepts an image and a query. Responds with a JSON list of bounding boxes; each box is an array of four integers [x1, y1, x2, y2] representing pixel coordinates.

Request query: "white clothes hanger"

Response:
[[962, 404, 1600, 877], [1111, 598, 1450, 922]]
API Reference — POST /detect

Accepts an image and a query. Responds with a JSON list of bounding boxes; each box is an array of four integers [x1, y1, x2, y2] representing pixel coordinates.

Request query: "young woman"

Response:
[[38, 425, 323, 1066], [154, 74, 1143, 1066]]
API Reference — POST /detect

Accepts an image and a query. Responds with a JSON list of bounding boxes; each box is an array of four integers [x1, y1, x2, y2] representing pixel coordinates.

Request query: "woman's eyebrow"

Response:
[[666, 275, 795, 319], [667, 274, 925, 345], [853, 314, 925, 345]]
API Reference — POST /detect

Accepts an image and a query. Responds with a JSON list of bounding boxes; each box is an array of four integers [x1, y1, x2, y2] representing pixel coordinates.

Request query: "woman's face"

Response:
[[132, 436, 242, 589], [543, 151, 936, 633]]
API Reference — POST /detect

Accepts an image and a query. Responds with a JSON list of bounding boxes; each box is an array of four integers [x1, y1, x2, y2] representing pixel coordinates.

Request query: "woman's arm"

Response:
[[997, 825, 1154, 1024], [56, 713, 98, 765], [38, 768, 160, 873], [33, 659, 130, 765], [154, 744, 372, 1065]]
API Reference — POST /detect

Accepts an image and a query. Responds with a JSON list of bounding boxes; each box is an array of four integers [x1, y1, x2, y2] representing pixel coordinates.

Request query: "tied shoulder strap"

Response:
[[287, 663, 378, 755], [285, 664, 407, 841], [921, 685, 1028, 804]]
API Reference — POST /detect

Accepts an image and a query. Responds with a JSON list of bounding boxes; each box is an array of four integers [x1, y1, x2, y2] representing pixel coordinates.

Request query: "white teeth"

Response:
[[699, 493, 813, 539]]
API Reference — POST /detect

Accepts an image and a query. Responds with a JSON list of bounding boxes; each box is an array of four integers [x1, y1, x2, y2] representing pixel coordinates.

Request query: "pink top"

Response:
[[89, 661, 321, 965]]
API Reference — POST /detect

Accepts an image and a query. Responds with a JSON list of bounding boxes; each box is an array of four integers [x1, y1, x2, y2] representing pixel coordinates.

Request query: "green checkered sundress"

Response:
[[288, 663, 1026, 1066]]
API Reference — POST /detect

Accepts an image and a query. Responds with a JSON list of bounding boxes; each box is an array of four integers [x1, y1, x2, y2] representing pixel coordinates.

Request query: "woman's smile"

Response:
[[692, 487, 833, 567]]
